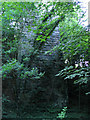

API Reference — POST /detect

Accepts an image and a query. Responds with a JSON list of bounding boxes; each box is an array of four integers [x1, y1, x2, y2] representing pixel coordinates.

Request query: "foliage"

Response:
[[56, 65, 90, 85], [57, 106, 67, 119], [2, 2, 37, 63], [44, 1, 89, 65], [2, 59, 45, 118], [46, 17, 89, 63], [46, 1, 90, 92], [2, 59, 44, 80], [2, 1, 89, 119]]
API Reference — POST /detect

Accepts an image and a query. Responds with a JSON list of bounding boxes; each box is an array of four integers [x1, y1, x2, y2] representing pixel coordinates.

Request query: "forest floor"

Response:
[[3, 104, 90, 119]]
